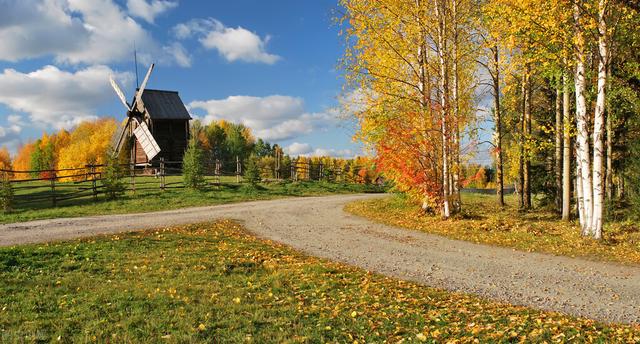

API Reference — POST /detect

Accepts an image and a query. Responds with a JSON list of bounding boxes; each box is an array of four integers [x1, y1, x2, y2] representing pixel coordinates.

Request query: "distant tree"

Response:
[[102, 151, 126, 200], [244, 154, 261, 185], [0, 148, 11, 171], [0, 173, 12, 213], [183, 137, 206, 189], [257, 156, 276, 179], [12, 142, 35, 176], [57, 118, 117, 180], [254, 139, 274, 157], [205, 123, 227, 160]]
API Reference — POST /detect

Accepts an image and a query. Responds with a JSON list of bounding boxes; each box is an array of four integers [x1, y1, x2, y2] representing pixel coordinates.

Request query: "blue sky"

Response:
[[0, 0, 360, 157]]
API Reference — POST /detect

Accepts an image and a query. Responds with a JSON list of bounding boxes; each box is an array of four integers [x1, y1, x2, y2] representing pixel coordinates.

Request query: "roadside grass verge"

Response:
[[2, 177, 383, 224], [1, 221, 638, 343], [345, 193, 640, 265]]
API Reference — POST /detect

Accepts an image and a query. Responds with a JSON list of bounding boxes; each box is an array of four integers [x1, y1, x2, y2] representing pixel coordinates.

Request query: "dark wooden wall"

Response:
[[133, 119, 189, 165]]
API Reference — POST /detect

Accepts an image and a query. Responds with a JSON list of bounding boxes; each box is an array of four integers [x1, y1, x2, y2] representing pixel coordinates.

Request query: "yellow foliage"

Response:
[[12, 142, 35, 179], [0, 147, 11, 171], [57, 118, 117, 180]]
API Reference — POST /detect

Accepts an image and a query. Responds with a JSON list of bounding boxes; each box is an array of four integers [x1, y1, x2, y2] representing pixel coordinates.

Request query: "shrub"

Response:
[[244, 154, 261, 185], [102, 153, 126, 200], [0, 175, 13, 213], [183, 138, 206, 189]]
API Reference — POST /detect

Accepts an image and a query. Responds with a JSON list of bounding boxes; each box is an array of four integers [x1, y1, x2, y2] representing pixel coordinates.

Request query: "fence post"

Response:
[[236, 156, 241, 183], [51, 171, 57, 207], [160, 157, 165, 191], [275, 150, 280, 181], [90, 165, 97, 201], [291, 159, 296, 181], [215, 159, 221, 186], [319, 163, 323, 182], [130, 163, 136, 195]]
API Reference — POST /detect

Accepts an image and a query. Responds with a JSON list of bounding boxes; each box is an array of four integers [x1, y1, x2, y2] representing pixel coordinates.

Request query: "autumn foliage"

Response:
[[8, 118, 116, 180]]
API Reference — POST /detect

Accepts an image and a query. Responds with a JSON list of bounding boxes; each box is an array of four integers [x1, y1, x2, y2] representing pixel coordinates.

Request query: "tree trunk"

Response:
[[451, 0, 461, 213], [562, 70, 572, 220], [518, 73, 525, 209], [576, 155, 585, 227], [606, 110, 613, 200], [493, 45, 504, 207], [574, 2, 593, 236], [523, 65, 532, 209], [555, 78, 563, 213], [435, 0, 450, 218], [591, 0, 609, 240]]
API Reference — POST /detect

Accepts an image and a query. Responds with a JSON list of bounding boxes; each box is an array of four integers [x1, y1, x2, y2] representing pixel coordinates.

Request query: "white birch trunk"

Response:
[[576, 157, 585, 227], [451, 0, 461, 213], [574, 2, 593, 235], [591, 0, 609, 240], [435, 0, 450, 218]]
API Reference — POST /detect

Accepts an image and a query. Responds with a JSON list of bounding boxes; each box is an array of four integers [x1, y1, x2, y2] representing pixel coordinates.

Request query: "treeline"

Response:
[[6, 119, 116, 179], [187, 120, 379, 184], [340, 0, 640, 239], [0, 117, 379, 185]]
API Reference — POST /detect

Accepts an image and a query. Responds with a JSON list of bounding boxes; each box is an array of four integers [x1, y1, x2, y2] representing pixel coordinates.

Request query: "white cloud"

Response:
[[0, 0, 184, 66], [173, 18, 280, 64], [0, 115, 24, 154], [0, 65, 133, 130], [189, 95, 336, 141], [162, 42, 191, 67], [284, 142, 354, 158], [127, 0, 177, 24], [285, 142, 312, 155]]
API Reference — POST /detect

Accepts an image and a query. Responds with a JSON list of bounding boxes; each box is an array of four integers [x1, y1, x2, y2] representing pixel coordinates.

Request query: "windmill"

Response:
[[110, 63, 161, 162], [109, 63, 191, 165]]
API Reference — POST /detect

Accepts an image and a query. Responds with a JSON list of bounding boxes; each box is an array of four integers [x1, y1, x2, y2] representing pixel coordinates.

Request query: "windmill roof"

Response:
[[139, 89, 191, 120]]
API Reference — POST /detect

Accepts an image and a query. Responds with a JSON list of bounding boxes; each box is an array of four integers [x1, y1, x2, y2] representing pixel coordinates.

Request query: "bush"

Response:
[[244, 154, 261, 185], [102, 154, 126, 200], [183, 139, 206, 189], [0, 175, 13, 213]]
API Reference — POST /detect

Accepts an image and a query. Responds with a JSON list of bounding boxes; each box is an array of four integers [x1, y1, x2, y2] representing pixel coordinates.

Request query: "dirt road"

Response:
[[1, 194, 638, 324]]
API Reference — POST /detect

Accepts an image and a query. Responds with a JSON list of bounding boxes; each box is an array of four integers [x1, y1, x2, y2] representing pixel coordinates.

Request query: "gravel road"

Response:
[[1, 194, 638, 324]]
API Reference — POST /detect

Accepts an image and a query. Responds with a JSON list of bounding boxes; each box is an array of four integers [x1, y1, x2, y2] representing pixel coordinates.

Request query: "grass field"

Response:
[[345, 193, 640, 266], [2, 176, 383, 224], [1, 221, 638, 343]]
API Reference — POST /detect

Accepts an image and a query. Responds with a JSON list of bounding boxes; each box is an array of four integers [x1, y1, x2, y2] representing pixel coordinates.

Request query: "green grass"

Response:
[[345, 193, 640, 266], [2, 176, 383, 224], [1, 221, 638, 343]]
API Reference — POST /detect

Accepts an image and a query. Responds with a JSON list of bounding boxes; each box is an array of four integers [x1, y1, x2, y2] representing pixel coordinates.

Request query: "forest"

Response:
[[340, 0, 640, 240]]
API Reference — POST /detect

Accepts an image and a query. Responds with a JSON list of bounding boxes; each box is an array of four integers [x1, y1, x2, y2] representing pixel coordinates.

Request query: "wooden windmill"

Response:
[[110, 64, 191, 165]]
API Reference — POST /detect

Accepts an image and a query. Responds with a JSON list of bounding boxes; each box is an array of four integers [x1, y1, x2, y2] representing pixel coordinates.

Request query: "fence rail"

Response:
[[0, 156, 375, 208]]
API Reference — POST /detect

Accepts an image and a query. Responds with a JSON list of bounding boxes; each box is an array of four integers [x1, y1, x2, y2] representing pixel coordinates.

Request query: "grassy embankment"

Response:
[[2, 175, 383, 224], [346, 193, 640, 265], [1, 221, 638, 343]]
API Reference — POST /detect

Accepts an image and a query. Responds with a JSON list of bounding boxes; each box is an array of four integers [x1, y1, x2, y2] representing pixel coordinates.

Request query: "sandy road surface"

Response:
[[1, 194, 638, 324]]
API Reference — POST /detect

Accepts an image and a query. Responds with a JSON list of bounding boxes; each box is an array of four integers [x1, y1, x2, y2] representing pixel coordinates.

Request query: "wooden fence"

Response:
[[0, 156, 374, 208]]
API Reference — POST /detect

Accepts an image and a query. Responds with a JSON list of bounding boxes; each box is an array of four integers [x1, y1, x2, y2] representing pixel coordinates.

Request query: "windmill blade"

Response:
[[109, 76, 131, 111], [112, 117, 132, 157], [133, 121, 161, 161], [135, 63, 155, 110]]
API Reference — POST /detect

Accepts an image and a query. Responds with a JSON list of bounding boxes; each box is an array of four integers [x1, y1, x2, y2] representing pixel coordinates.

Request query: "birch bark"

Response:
[[591, 0, 609, 239], [435, 0, 450, 218], [574, 1, 593, 235]]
